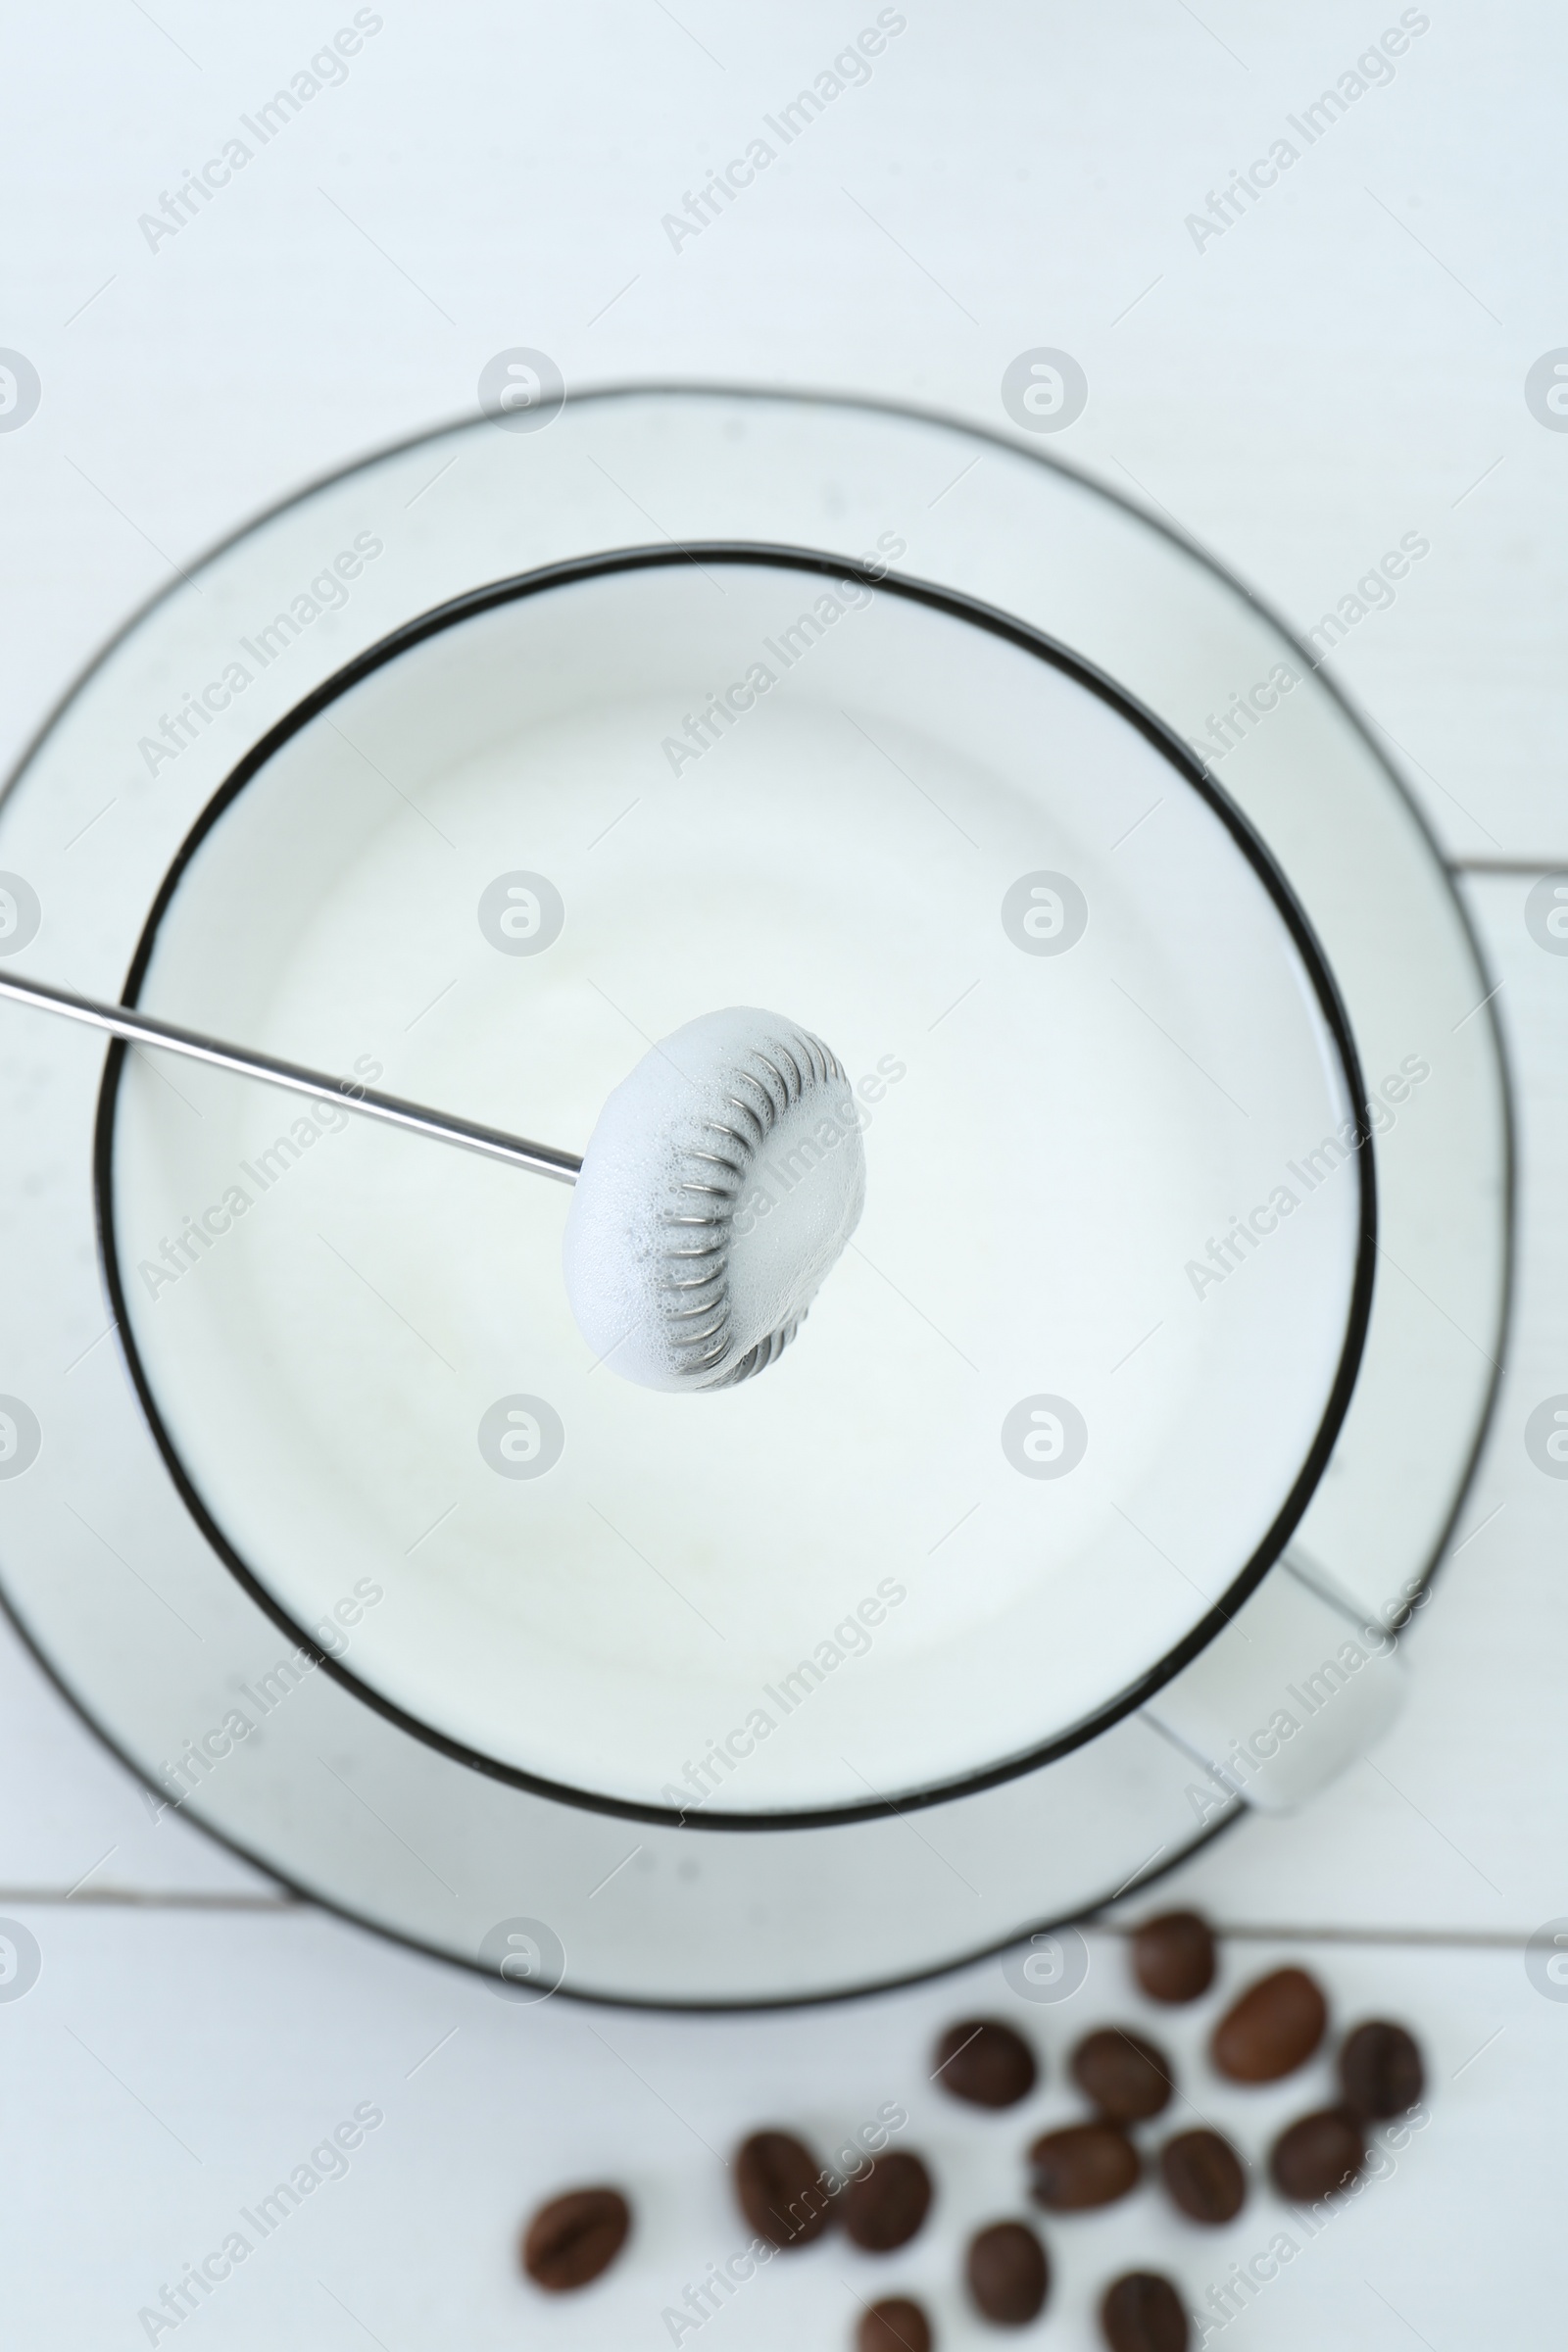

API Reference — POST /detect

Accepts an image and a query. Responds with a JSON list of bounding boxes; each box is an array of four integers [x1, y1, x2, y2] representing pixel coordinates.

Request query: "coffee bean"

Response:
[[933, 2017, 1037, 2109], [1131, 1910, 1215, 2004], [1101, 2270, 1190, 2352], [844, 2151, 933, 2252], [966, 2219, 1050, 2326], [521, 2186, 630, 2290], [1338, 2020, 1424, 2119], [1029, 2121, 1140, 2212], [858, 2296, 933, 2352], [1210, 1966, 1327, 2082], [1159, 2129, 1247, 2225], [734, 2130, 832, 2249], [1269, 2105, 1366, 2202], [1071, 2027, 1175, 2123]]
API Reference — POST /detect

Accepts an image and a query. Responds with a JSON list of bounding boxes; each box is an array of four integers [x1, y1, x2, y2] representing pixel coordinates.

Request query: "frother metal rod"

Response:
[[0, 968, 582, 1186]]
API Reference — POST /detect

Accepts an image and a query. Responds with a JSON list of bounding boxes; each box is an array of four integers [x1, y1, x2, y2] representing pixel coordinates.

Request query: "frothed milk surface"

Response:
[[111, 564, 1360, 1812]]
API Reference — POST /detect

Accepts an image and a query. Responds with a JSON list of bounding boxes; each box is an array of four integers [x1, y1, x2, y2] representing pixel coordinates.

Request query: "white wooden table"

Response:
[[2, 4, 1563, 2342]]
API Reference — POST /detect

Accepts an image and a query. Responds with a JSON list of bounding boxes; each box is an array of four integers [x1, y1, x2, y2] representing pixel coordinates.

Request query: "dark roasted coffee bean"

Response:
[[965, 2219, 1050, 2326], [844, 2151, 933, 2252], [1159, 2129, 1247, 2225], [1338, 2020, 1424, 2119], [1269, 2105, 1366, 2202], [521, 2186, 630, 2290], [933, 2017, 1037, 2109], [1029, 2121, 1140, 2212], [1071, 2027, 1175, 2123], [1101, 2270, 1190, 2352], [1131, 1910, 1215, 2004], [858, 2295, 933, 2352], [1210, 1966, 1327, 2082], [734, 2130, 832, 2249]]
